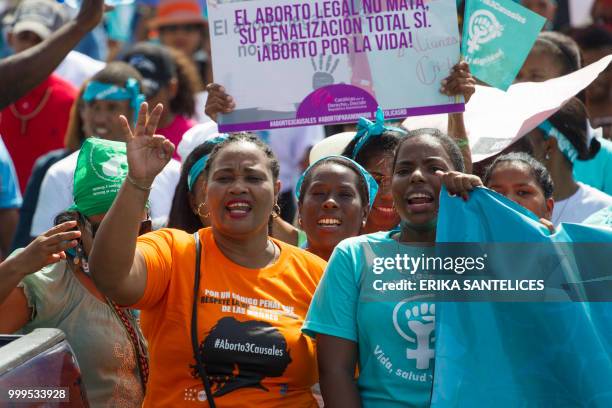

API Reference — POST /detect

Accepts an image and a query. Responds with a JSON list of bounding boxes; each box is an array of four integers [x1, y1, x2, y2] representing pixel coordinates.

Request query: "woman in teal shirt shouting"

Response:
[[302, 126, 480, 407]]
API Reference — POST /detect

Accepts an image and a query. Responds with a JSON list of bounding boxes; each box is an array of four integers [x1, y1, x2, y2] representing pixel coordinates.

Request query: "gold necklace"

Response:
[[8, 87, 53, 134]]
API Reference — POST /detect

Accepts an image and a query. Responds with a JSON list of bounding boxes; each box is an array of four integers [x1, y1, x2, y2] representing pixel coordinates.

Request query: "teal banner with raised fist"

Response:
[[461, 0, 546, 90]]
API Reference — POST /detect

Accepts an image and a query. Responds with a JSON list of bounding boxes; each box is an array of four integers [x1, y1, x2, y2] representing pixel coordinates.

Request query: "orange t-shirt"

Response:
[[134, 228, 326, 407]]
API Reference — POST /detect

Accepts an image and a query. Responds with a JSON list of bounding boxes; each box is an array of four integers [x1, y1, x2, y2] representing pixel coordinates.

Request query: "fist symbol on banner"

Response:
[[466, 10, 504, 54]]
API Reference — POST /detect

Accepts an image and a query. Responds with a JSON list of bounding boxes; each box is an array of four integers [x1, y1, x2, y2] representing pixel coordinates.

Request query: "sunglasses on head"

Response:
[[159, 23, 202, 33]]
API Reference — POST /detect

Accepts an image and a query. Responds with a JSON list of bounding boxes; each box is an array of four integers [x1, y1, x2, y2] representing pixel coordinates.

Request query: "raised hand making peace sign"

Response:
[[120, 102, 175, 189]]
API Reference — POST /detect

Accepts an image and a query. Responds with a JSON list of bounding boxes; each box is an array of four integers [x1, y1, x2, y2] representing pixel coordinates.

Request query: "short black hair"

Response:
[[167, 141, 218, 233], [534, 32, 582, 75], [204, 132, 279, 234], [204, 132, 280, 181], [341, 130, 404, 166], [297, 156, 369, 207], [394, 128, 465, 172], [483, 152, 554, 199]]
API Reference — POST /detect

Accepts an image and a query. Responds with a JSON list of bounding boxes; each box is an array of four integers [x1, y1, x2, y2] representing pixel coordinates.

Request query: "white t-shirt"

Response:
[[552, 182, 612, 226], [193, 91, 212, 124], [30, 151, 180, 236], [55, 51, 105, 89]]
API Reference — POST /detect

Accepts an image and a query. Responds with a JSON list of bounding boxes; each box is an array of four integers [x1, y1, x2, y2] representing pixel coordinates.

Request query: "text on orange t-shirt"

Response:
[[134, 228, 326, 407]]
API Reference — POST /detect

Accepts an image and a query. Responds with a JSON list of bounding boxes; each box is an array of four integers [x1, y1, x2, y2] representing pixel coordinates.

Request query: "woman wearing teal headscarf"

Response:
[[166, 133, 306, 247], [295, 155, 378, 261], [340, 107, 408, 233], [524, 97, 612, 225], [339, 61, 475, 234], [167, 134, 228, 232], [30, 62, 150, 238], [0, 138, 149, 408]]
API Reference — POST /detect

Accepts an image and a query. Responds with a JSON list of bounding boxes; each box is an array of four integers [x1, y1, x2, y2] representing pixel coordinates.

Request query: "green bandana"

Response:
[[70, 138, 129, 216]]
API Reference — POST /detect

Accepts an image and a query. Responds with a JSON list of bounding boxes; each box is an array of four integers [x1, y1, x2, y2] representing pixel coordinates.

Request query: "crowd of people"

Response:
[[0, 0, 610, 406]]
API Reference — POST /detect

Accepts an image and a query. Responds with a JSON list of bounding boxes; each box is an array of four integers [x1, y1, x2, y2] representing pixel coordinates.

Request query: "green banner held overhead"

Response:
[[461, 0, 546, 90]]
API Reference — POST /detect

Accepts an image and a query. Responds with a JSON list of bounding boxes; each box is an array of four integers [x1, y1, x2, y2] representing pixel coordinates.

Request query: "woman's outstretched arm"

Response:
[[89, 103, 175, 306]]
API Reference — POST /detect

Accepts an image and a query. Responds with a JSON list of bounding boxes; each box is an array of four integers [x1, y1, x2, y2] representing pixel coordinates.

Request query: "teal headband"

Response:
[[295, 155, 379, 209], [538, 120, 579, 163], [83, 78, 146, 125], [187, 135, 229, 192], [351, 107, 407, 159]]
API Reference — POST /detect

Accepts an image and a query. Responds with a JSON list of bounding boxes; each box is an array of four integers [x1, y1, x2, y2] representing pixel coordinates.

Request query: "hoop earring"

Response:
[[272, 203, 281, 218], [75, 242, 89, 270], [197, 202, 210, 218]]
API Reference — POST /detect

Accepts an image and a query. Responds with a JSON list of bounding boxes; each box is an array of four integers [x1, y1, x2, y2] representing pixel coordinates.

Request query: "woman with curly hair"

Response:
[[90, 109, 327, 406]]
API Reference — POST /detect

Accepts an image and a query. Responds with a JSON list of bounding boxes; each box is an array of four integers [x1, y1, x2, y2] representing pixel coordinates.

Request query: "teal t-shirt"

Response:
[[574, 137, 612, 195], [303, 231, 435, 408]]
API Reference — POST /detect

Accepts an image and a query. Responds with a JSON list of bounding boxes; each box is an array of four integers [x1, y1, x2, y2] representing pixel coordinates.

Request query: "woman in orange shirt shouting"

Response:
[[89, 102, 326, 407]]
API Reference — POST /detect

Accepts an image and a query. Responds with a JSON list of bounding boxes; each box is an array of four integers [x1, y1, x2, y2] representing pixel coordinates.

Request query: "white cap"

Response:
[[177, 121, 222, 162], [402, 113, 448, 134], [309, 132, 356, 164]]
